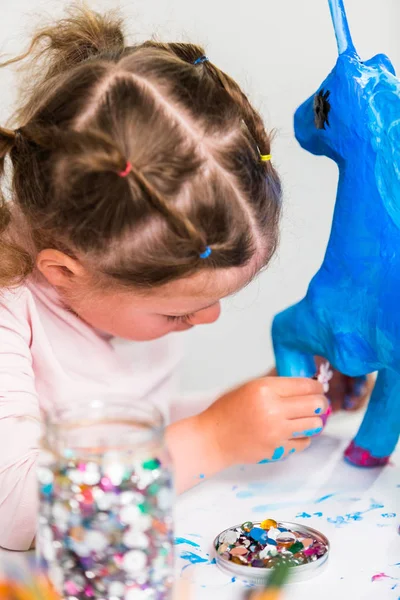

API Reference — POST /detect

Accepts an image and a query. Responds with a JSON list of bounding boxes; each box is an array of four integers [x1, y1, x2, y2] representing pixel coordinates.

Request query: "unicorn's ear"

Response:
[[364, 54, 396, 76], [328, 0, 357, 56]]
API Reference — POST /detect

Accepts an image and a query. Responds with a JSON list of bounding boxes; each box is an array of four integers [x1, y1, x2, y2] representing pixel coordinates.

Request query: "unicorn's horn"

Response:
[[328, 0, 356, 55]]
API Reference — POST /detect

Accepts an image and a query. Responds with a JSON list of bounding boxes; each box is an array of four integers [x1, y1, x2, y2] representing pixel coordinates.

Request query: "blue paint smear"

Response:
[[259, 446, 285, 463], [297, 512, 312, 518], [315, 407, 322, 414], [236, 491, 254, 499], [210, 558, 217, 565], [315, 493, 336, 503], [175, 537, 200, 548], [231, 577, 236, 583], [381, 512, 396, 518], [272, 446, 285, 460], [180, 551, 208, 565], [328, 499, 385, 527], [293, 428, 323, 438]]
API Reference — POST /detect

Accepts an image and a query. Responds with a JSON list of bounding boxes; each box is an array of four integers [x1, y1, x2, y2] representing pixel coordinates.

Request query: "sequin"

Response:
[[267, 527, 280, 541], [123, 530, 149, 549], [219, 530, 239, 545], [108, 581, 125, 597], [82, 463, 101, 486], [251, 559, 264, 568], [288, 541, 304, 554], [242, 521, 253, 532], [120, 505, 141, 525], [260, 519, 277, 530], [142, 458, 161, 470], [84, 530, 108, 552], [231, 556, 246, 565], [38, 467, 54, 485], [276, 532, 297, 546], [259, 545, 278, 559], [230, 546, 248, 556], [122, 550, 147, 573], [249, 528, 268, 543], [69, 527, 84, 541]]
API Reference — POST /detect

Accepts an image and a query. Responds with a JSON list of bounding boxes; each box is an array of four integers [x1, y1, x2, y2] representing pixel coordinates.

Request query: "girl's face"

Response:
[[36, 250, 261, 341]]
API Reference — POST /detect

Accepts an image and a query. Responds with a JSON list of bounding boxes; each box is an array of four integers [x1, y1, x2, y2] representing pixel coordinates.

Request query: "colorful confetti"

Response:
[[38, 450, 174, 600], [214, 520, 329, 575]]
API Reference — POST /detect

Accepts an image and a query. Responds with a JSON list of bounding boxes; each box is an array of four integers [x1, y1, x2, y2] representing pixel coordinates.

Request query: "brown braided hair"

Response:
[[0, 5, 281, 289]]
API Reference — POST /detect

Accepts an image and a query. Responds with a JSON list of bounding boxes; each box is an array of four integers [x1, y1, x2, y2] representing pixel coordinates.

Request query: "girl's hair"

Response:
[[0, 5, 281, 289]]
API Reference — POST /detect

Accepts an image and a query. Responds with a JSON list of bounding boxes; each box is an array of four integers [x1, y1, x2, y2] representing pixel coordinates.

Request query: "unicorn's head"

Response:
[[294, 0, 397, 163]]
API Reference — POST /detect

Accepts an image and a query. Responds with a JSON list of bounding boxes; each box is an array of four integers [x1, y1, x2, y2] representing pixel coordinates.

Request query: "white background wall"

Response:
[[1, 0, 399, 393]]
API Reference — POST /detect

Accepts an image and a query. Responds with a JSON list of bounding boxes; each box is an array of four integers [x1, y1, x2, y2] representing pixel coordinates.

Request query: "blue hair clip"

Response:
[[199, 246, 212, 259], [194, 55, 209, 65]]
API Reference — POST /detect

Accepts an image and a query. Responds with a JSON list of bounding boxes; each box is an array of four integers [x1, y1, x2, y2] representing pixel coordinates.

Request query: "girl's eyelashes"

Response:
[[165, 313, 194, 323]]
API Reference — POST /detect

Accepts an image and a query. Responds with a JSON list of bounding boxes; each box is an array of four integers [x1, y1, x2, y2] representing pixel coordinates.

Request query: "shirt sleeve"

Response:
[[0, 288, 41, 551]]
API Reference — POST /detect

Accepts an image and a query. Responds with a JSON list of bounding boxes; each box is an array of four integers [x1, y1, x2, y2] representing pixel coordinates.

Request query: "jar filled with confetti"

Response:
[[37, 399, 174, 600]]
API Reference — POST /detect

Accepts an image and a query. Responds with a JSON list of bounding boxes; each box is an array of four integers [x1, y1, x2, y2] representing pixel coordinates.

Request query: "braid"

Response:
[[141, 41, 271, 159], [202, 63, 271, 157], [17, 123, 204, 253]]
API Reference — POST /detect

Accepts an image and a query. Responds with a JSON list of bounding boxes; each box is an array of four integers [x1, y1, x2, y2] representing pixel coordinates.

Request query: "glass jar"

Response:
[[37, 398, 174, 600]]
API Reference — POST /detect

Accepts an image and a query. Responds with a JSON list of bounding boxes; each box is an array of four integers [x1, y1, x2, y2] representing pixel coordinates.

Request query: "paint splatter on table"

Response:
[[175, 411, 399, 599]]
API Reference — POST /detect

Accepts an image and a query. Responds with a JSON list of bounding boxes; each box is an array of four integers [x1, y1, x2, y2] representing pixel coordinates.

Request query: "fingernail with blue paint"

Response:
[[293, 427, 322, 437]]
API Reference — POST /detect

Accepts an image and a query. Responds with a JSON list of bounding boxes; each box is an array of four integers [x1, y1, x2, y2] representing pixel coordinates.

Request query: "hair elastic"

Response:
[[260, 154, 272, 162], [119, 161, 132, 177], [199, 246, 212, 259], [194, 56, 209, 65]]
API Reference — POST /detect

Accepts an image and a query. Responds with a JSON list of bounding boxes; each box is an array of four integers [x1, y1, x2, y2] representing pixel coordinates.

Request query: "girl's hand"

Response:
[[197, 377, 327, 467]]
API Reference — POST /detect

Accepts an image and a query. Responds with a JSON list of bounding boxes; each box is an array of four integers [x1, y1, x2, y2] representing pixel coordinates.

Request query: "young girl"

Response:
[[0, 7, 367, 552]]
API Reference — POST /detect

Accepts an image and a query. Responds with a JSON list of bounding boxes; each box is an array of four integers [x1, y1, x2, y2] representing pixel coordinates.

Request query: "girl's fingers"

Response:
[[283, 395, 328, 419], [265, 377, 324, 398], [287, 416, 324, 439], [285, 438, 311, 455]]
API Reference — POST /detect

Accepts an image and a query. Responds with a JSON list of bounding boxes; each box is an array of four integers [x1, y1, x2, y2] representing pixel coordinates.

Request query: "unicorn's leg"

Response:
[[272, 300, 333, 424], [345, 368, 400, 467], [272, 300, 322, 378]]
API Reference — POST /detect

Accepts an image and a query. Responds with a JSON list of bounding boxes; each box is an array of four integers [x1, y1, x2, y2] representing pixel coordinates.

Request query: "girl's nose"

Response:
[[190, 302, 221, 325]]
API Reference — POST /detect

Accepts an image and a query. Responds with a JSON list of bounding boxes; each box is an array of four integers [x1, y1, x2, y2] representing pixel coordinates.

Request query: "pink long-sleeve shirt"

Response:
[[0, 278, 185, 551]]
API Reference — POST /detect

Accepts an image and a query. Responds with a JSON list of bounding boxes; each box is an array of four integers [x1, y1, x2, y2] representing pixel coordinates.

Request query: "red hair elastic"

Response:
[[118, 161, 132, 178]]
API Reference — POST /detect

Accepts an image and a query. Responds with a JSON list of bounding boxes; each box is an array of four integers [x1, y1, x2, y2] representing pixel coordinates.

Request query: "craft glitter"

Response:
[[214, 520, 329, 583], [37, 403, 174, 600]]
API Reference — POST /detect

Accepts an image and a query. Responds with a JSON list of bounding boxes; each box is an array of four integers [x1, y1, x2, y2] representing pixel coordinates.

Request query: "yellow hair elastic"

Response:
[[260, 154, 272, 162]]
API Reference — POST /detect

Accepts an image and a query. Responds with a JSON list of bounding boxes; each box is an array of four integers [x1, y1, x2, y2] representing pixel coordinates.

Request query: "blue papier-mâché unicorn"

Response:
[[272, 0, 400, 467]]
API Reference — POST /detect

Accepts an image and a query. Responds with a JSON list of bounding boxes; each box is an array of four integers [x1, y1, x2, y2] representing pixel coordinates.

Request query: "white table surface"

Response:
[[1, 411, 399, 600], [175, 410, 400, 600]]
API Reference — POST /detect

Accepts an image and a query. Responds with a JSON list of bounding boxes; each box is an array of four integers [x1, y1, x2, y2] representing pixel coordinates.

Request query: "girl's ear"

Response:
[[36, 249, 88, 288]]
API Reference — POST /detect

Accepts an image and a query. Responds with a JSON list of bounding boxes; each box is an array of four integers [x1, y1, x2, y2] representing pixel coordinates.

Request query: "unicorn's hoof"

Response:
[[344, 441, 390, 467]]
